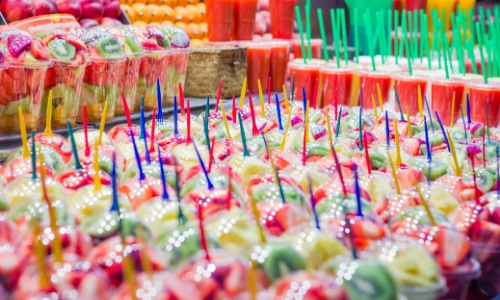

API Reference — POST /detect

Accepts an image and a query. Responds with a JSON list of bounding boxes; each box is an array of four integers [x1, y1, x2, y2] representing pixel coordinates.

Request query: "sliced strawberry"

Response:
[[306, 155, 323, 163], [223, 262, 247, 296], [471, 220, 500, 262], [41, 34, 57, 45], [432, 143, 448, 152], [436, 227, 471, 269], [142, 39, 162, 50], [44, 67, 57, 89], [401, 138, 421, 156], [396, 167, 426, 190], [65, 35, 87, 51], [118, 178, 155, 209], [30, 40, 49, 60], [275, 202, 310, 232], [350, 219, 386, 240]]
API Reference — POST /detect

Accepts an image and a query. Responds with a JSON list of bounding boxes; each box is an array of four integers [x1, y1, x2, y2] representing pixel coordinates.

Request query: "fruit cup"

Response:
[[270, 0, 297, 39], [132, 27, 172, 111], [320, 65, 354, 107], [163, 48, 192, 106], [288, 61, 322, 102], [0, 30, 51, 133], [358, 69, 392, 108], [393, 73, 428, 115], [111, 25, 145, 116], [39, 33, 89, 128], [269, 40, 290, 92], [472, 242, 500, 296], [431, 78, 465, 127], [292, 38, 323, 59], [468, 82, 500, 127], [233, 0, 258, 40], [80, 30, 126, 122], [205, 0, 234, 41], [243, 42, 271, 93], [441, 259, 481, 300]]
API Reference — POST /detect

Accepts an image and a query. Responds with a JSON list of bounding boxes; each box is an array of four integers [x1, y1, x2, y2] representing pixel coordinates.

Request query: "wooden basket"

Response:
[[184, 45, 247, 99]]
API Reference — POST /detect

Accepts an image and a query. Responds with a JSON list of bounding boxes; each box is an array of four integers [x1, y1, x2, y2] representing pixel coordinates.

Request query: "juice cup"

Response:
[[450, 73, 484, 117], [393, 73, 428, 115], [270, 40, 290, 92], [205, 0, 234, 41], [468, 82, 500, 127], [431, 79, 465, 127], [243, 42, 271, 92], [358, 70, 392, 108], [292, 39, 322, 59], [164, 48, 193, 106], [439, 259, 481, 300], [80, 30, 127, 122], [270, 0, 296, 39], [232, 0, 258, 40], [288, 61, 321, 102], [320, 65, 354, 107]]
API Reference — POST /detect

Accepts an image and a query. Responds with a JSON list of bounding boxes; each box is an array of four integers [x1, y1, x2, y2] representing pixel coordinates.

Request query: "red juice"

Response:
[[393, 73, 428, 115], [288, 61, 321, 102], [469, 82, 500, 127], [320, 66, 354, 107], [270, 40, 290, 92], [292, 39, 322, 59], [358, 70, 392, 108], [431, 79, 465, 126], [244, 43, 271, 92], [205, 0, 234, 41], [232, 0, 258, 40], [270, 0, 296, 39]]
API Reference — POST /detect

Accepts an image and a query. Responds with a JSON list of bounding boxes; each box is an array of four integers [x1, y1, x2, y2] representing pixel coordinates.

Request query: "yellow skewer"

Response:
[[304, 101, 310, 143], [394, 119, 402, 167], [418, 85, 423, 118], [282, 84, 289, 113], [18, 107, 29, 159], [280, 105, 293, 151], [258, 80, 265, 118], [97, 101, 108, 146], [376, 83, 384, 113], [406, 106, 412, 138], [447, 129, 462, 176], [450, 91, 456, 127], [415, 186, 437, 226], [250, 194, 267, 243], [44, 90, 53, 137], [325, 107, 334, 156], [93, 142, 102, 191], [387, 153, 401, 194], [371, 94, 379, 126], [220, 99, 232, 139], [239, 77, 247, 108]]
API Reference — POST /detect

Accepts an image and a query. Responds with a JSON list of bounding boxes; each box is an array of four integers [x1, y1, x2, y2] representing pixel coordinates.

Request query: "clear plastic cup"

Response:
[[440, 259, 481, 300], [111, 25, 145, 116], [292, 38, 323, 59], [393, 73, 428, 115], [205, 0, 234, 41], [288, 61, 322, 102], [242, 42, 271, 93], [38, 33, 88, 128], [269, 40, 290, 92], [0, 30, 51, 133], [320, 65, 354, 107], [163, 48, 193, 107], [471, 242, 500, 296], [270, 0, 296, 39], [232, 0, 258, 40], [468, 81, 500, 127], [431, 79, 465, 127], [80, 30, 126, 122], [358, 69, 392, 108]]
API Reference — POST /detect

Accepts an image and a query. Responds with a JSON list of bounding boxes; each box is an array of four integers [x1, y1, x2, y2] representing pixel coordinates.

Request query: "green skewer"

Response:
[[317, 8, 329, 62], [340, 9, 348, 66], [394, 10, 399, 65], [331, 8, 341, 68], [476, 22, 488, 84], [354, 7, 359, 64], [295, 6, 307, 64]]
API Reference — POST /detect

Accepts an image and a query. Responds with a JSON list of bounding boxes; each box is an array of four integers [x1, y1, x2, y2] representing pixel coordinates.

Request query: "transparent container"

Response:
[[163, 48, 192, 107], [440, 259, 481, 300], [471, 242, 500, 296]]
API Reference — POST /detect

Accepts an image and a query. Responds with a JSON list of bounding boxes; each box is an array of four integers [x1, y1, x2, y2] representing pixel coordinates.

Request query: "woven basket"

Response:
[[184, 46, 247, 99]]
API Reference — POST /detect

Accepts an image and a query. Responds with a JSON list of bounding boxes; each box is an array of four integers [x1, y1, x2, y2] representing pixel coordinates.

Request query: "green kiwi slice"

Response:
[[48, 39, 75, 61], [125, 35, 143, 55], [96, 38, 123, 59]]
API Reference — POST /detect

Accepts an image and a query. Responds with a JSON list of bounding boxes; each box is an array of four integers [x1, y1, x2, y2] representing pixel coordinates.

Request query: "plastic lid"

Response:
[[288, 60, 323, 70], [468, 81, 500, 89], [291, 38, 323, 45], [131, 26, 172, 51], [291, 58, 326, 65], [39, 32, 89, 65], [81, 30, 126, 61], [269, 39, 291, 47], [0, 29, 51, 68], [320, 64, 354, 74], [111, 25, 145, 59]]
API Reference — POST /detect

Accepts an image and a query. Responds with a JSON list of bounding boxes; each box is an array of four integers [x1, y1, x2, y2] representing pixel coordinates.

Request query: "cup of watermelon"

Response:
[[110, 25, 144, 116], [39, 33, 89, 128], [79, 30, 126, 123], [132, 26, 172, 111], [0, 29, 51, 133], [157, 26, 192, 107]]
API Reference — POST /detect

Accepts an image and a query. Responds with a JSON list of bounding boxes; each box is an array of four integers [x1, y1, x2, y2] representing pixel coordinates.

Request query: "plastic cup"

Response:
[[270, 0, 296, 39], [471, 242, 500, 296], [468, 82, 500, 127], [431, 79, 465, 127], [288, 61, 321, 102], [393, 73, 428, 115], [163, 48, 193, 107], [114, 56, 141, 115], [292, 38, 323, 59], [243, 42, 271, 93], [269, 40, 290, 92], [358, 70, 392, 108], [232, 0, 258, 40], [40, 62, 87, 128], [439, 259, 481, 300], [320, 65, 354, 107], [205, 0, 234, 42], [135, 50, 171, 111]]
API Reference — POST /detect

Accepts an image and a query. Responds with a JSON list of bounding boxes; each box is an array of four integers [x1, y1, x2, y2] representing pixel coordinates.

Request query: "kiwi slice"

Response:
[[124, 35, 143, 55], [408, 156, 448, 181], [262, 244, 306, 283], [342, 259, 398, 300], [96, 38, 123, 59], [48, 39, 75, 61]]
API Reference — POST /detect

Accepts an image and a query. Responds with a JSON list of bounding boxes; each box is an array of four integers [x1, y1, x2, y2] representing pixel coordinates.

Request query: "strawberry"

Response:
[[65, 35, 87, 51], [401, 138, 421, 156], [118, 177, 155, 209], [30, 40, 49, 60], [436, 227, 471, 269], [57, 169, 111, 191], [350, 219, 386, 240], [41, 34, 57, 45], [396, 167, 426, 190], [44, 67, 57, 89], [223, 262, 247, 296]]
